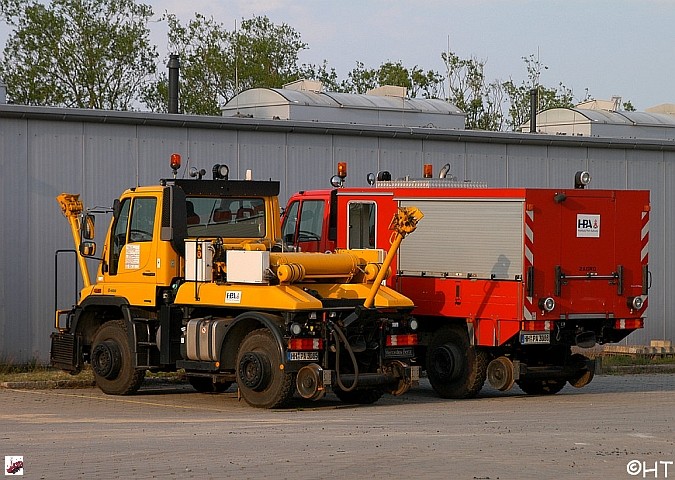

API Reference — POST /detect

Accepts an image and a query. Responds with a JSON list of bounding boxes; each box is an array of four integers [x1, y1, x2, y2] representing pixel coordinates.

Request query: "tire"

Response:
[[426, 325, 487, 399], [516, 378, 566, 395], [333, 387, 383, 405], [236, 329, 294, 408], [188, 376, 232, 393], [91, 320, 145, 395]]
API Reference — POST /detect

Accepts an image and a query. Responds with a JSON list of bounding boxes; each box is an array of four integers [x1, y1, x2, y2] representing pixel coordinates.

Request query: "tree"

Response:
[[297, 60, 343, 92], [502, 54, 575, 131], [442, 50, 503, 130], [0, 0, 157, 109], [622, 100, 636, 112], [330, 60, 444, 98], [144, 14, 307, 115]]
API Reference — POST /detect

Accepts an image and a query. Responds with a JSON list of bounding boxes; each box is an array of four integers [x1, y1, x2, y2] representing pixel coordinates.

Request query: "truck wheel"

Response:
[[91, 320, 145, 395], [188, 376, 232, 393], [516, 378, 566, 395], [333, 387, 383, 405], [236, 329, 294, 408], [426, 325, 487, 399]]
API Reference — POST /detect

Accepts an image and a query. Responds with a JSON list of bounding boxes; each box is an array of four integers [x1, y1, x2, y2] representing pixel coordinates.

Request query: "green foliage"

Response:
[[0, 0, 157, 109], [623, 100, 636, 112], [502, 54, 575, 131], [143, 14, 307, 115], [328, 60, 444, 98], [442, 51, 503, 130], [297, 60, 343, 92]]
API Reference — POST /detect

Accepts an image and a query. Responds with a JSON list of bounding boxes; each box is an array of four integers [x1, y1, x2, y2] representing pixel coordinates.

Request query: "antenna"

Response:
[[446, 35, 450, 103]]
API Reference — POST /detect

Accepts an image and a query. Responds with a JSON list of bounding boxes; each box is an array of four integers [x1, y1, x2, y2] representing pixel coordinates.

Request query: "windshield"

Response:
[[186, 196, 265, 238]]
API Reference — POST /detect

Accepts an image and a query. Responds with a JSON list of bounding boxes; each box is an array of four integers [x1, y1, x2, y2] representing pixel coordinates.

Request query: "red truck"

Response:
[[281, 164, 650, 398]]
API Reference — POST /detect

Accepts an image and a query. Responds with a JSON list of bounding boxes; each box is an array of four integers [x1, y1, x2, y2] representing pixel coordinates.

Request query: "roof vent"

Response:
[[576, 98, 621, 112], [366, 85, 407, 98], [283, 79, 323, 93], [646, 103, 675, 115]]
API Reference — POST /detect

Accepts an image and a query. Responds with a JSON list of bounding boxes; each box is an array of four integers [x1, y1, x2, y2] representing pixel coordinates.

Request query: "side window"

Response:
[[109, 198, 131, 276], [298, 200, 324, 242], [282, 201, 299, 244], [348, 202, 376, 249], [129, 198, 157, 243]]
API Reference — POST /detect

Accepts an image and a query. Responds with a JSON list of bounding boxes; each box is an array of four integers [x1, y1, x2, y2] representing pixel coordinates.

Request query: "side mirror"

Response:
[[79, 241, 96, 257], [112, 199, 121, 219], [80, 213, 95, 240]]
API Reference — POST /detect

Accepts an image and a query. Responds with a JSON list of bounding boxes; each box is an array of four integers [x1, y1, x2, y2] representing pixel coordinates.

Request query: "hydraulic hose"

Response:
[[329, 321, 359, 392]]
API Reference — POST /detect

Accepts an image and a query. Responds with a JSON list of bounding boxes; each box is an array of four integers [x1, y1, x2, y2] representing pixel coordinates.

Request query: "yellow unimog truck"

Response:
[[50, 155, 422, 408]]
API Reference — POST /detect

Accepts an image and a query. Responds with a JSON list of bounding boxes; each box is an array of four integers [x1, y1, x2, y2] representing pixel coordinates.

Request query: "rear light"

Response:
[[538, 297, 555, 312], [615, 319, 644, 330], [386, 334, 418, 346], [288, 338, 323, 351], [520, 320, 554, 332], [627, 296, 644, 310]]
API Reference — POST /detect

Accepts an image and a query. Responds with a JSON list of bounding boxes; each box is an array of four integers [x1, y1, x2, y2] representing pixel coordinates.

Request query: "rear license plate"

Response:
[[519, 332, 551, 345], [384, 347, 414, 359], [288, 351, 319, 362]]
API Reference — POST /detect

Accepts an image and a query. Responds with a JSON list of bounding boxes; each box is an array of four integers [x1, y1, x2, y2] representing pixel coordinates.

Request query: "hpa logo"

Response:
[[577, 214, 601, 238]]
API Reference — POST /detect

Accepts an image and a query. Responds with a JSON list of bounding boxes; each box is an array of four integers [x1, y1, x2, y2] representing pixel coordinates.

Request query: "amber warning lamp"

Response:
[[331, 162, 348, 188], [170, 153, 182, 178], [337, 162, 347, 179], [423, 164, 433, 178]]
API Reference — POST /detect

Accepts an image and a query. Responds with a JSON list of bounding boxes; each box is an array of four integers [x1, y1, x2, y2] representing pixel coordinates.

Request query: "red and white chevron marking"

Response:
[[524, 209, 535, 320], [641, 210, 649, 309]]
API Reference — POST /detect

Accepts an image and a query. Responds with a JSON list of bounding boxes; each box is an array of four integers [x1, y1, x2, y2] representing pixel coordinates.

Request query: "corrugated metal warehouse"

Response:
[[0, 91, 673, 362]]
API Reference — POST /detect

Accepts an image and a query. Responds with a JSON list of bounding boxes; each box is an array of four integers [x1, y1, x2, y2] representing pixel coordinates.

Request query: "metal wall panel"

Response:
[[285, 133, 333, 205], [465, 143, 507, 186], [588, 148, 628, 189], [28, 120, 85, 360], [237, 131, 287, 199], [137, 126, 188, 186], [546, 146, 588, 187], [505, 144, 550, 187], [379, 138, 423, 179], [83, 123, 139, 207], [398, 199, 524, 279], [664, 156, 675, 342], [185, 129, 238, 178]]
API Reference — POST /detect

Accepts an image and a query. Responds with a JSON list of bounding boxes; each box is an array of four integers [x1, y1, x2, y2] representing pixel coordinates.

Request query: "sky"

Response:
[[2, 0, 675, 110]]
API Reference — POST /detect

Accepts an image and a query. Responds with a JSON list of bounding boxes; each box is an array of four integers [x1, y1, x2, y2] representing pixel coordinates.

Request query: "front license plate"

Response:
[[519, 332, 551, 345], [288, 351, 319, 362], [384, 347, 414, 359]]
